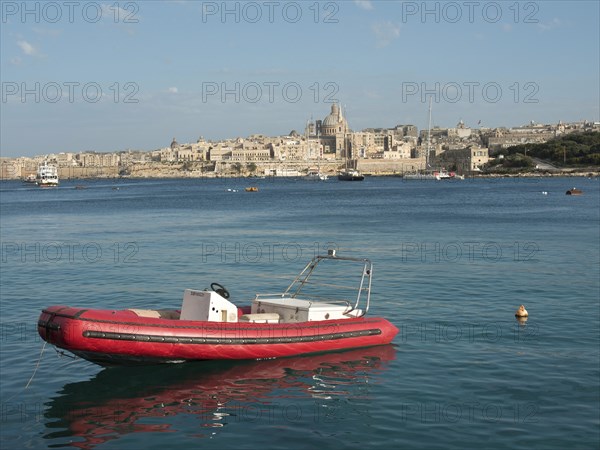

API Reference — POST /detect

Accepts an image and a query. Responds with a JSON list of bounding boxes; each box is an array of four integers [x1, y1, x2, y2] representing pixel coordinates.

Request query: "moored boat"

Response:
[[403, 100, 464, 181], [337, 169, 364, 181], [306, 168, 329, 181], [403, 168, 463, 181], [566, 188, 583, 195], [38, 251, 398, 365], [304, 124, 328, 181]]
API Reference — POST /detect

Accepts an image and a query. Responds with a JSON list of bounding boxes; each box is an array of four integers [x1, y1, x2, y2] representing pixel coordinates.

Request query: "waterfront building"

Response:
[[434, 146, 489, 173], [231, 139, 273, 161], [208, 143, 234, 161]]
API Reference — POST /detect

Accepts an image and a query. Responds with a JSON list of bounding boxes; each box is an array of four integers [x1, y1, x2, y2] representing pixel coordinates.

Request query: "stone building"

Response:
[[208, 143, 234, 161], [484, 122, 556, 152], [231, 139, 273, 161], [309, 103, 352, 159], [76, 152, 120, 167], [158, 137, 209, 162], [434, 146, 489, 172], [271, 136, 306, 161]]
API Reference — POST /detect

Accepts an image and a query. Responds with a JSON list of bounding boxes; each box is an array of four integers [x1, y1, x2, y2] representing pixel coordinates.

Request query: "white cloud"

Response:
[[372, 21, 400, 48], [17, 40, 37, 56], [538, 18, 562, 32], [167, 87, 179, 94], [354, 0, 374, 10]]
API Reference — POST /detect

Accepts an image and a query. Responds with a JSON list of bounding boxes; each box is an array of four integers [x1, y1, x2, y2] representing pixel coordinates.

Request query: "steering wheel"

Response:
[[210, 282, 230, 299]]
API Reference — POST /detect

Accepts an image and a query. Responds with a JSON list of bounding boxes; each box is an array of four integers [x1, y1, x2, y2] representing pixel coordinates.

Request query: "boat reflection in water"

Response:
[[44, 345, 396, 449]]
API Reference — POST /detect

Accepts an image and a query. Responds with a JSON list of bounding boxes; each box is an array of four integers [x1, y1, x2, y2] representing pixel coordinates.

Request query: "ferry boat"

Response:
[[38, 251, 398, 366], [36, 162, 59, 187]]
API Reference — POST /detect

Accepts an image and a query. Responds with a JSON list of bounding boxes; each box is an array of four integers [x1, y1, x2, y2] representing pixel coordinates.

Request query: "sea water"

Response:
[[0, 176, 598, 449]]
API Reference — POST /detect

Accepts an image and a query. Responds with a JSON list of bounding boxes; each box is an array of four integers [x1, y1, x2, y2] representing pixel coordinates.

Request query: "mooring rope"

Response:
[[24, 341, 47, 390], [4, 341, 47, 403]]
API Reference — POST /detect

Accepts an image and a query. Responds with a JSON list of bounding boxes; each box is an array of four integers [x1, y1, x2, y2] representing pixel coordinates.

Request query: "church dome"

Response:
[[323, 104, 340, 127], [321, 103, 348, 135], [170, 137, 179, 149]]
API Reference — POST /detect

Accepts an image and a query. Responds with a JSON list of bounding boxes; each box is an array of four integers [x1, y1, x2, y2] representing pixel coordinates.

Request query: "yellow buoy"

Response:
[[515, 305, 528, 317]]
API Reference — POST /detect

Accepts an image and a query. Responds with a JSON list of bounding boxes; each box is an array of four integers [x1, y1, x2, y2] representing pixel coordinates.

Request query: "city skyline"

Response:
[[1, 0, 599, 158]]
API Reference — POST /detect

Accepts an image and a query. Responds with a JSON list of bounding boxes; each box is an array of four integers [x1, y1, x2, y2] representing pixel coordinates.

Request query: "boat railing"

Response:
[[255, 251, 372, 316]]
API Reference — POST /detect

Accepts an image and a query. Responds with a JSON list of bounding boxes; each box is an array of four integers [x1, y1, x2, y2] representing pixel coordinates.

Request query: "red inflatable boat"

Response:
[[38, 252, 398, 365]]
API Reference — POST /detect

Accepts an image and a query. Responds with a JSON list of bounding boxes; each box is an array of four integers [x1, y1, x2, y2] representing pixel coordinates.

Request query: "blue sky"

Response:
[[1, 0, 599, 157]]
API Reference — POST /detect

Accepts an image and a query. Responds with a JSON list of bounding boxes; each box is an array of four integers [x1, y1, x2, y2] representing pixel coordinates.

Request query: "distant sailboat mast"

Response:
[[426, 97, 432, 169], [307, 119, 313, 170], [305, 117, 328, 180], [316, 122, 321, 172]]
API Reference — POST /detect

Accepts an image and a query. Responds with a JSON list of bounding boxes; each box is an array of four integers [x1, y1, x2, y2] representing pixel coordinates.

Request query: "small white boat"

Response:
[[403, 171, 439, 181], [403, 169, 463, 181], [36, 162, 59, 187], [306, 169, 329, 181], [403, 100, 464, 181], [304, 122, 328, 181]]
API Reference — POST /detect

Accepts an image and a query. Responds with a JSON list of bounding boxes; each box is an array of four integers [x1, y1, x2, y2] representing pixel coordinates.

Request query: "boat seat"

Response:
[[128, 309, 181, 320], [239, 313, 280, 324], [252, 297, 356, 322]]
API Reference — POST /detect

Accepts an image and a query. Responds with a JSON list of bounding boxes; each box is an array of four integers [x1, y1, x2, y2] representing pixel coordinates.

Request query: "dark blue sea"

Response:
[[1, 176, 599, 449]]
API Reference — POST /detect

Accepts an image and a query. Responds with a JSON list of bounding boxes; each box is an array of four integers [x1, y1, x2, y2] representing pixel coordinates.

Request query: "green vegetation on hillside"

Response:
[[487, 153, 535, 170], [504, 131, 599, 166], [484, 131, 600, 173]]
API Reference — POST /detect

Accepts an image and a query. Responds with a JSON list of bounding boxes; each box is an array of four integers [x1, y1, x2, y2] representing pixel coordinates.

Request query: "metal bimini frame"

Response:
[[280, 250, 373, 316]]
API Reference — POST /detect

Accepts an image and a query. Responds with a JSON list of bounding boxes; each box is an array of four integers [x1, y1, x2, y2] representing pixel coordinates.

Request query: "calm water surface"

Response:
[[1, 176, 598, 449]]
